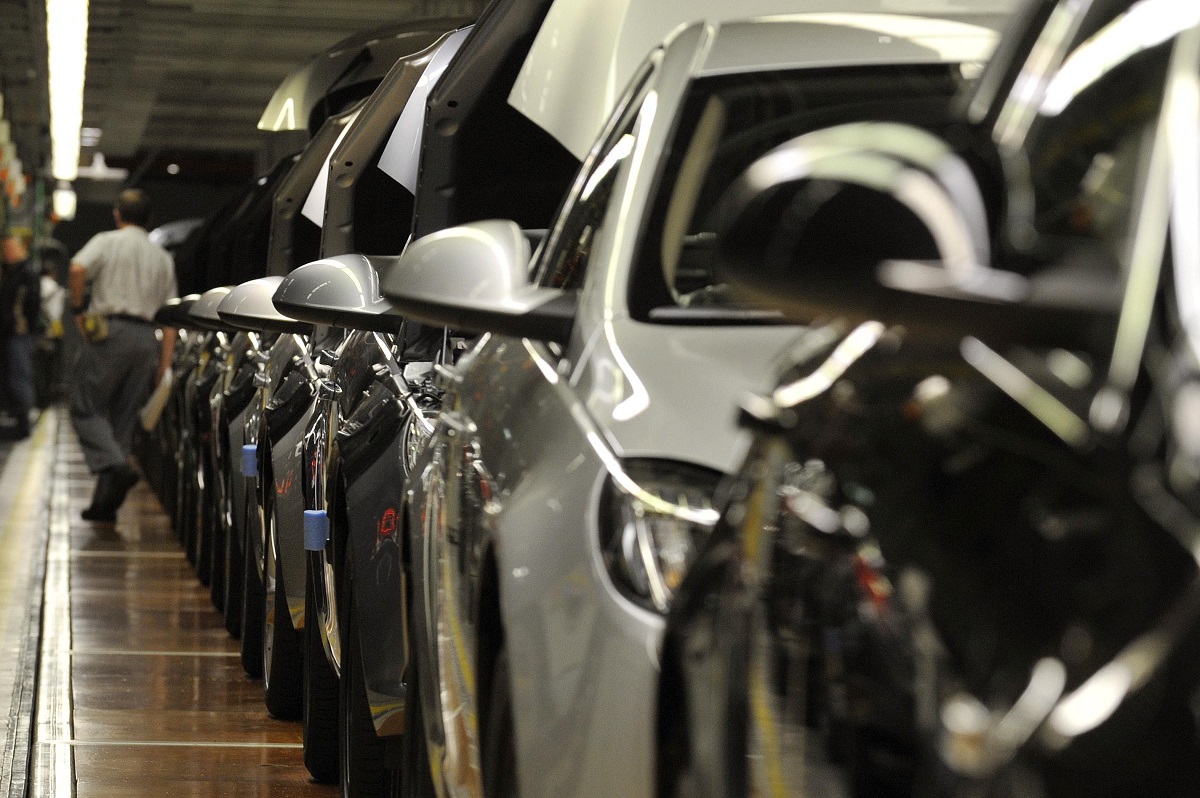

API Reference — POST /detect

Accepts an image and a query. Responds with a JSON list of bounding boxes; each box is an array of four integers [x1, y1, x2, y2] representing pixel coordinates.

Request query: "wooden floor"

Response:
[[7, 410, 337, 797]]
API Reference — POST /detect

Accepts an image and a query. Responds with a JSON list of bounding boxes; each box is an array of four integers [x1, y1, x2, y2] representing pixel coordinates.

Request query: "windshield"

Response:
[[628, 64, 967, 323]]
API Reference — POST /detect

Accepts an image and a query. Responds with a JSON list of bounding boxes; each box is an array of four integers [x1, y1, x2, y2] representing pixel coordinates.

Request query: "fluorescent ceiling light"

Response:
[[46, 0, 89, 181]]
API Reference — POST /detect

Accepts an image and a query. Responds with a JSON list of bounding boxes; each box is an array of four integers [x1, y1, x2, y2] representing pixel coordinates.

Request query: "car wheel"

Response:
[[339, 551, 390, 798], [482, 644, 517, 798], [264, 539, 304, 719], [305, 555, 340, 783]]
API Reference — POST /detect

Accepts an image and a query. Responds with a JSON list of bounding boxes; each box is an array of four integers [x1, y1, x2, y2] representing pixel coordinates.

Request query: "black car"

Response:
[[658, 1, 1200, 795]]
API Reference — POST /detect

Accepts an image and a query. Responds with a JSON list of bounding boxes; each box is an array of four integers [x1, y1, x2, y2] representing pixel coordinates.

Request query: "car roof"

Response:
[[509, 0, 1014, 160]]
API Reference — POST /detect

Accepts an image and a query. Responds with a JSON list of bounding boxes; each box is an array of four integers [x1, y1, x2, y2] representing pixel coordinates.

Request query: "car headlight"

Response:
[[600, 460, 722, 613]]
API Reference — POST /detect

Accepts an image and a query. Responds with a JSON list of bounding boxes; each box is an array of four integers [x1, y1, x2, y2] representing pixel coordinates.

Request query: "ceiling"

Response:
[[0, 0, 485, 185]]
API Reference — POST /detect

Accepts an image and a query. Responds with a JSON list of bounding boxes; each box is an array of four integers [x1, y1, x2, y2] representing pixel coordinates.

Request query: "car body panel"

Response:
[[256, 333, 316, 618], [219, 331, 270, 621], [509, 0, 992, 160], [659, 3, 1200, 796], [377, 26, 474, 194], [339, 378, 410, 733], [258, 20, 466, 133], [273, 21, 470, 719], [413, 0, 576, 239], [300, 329, 390, 670], [403, 13, 1002, 798], [265, 106, 360, 278], [661, 320, 1200, 795], [321, 25, 471, 260]]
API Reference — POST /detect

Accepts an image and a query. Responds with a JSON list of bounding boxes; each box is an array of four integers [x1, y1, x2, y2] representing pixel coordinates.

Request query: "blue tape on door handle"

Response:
[[304, 510, 330, 551], [241, 444, 257, 477]]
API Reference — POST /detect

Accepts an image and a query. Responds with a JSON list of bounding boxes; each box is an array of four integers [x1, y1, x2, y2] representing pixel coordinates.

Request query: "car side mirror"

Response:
[[272, 253, 405, 333], [188, 287, 236, 332], [154, 294, 200, 327], [380, 219, 576, 344], [217, 276, 314, 336], [714, 123, 1119, 348]]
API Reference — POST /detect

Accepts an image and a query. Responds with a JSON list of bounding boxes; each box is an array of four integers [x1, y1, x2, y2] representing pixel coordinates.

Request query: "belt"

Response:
[[108, 313, 155, 326]]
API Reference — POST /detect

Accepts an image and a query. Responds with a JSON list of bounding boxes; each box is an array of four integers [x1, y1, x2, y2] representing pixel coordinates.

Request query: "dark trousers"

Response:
[[34, 336, 63, 408], [70, 319, 158, 473], [5, 334, 34, 432]]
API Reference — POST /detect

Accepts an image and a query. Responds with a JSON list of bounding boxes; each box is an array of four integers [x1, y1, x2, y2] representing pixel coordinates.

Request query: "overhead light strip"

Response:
[[46, 0, 89, 181]]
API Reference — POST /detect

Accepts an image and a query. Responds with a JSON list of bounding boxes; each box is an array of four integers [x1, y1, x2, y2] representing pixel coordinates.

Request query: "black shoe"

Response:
[[82, 465, 138, 523], [81, 503, 117, 523], [84, 469, 115, 514], [110, 465, 140, 508]]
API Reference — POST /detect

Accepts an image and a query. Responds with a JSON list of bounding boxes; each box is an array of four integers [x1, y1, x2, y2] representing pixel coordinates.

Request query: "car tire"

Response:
[[305, 555, 340, 783], [482, 644, 517, 798], [264, 542, 304, 719], [241, 485, 265, 678], [339, 552, 390, 798]]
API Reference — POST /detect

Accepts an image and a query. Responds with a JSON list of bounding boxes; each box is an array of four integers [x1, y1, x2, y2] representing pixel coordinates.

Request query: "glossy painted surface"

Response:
[[273, 254, 402, 332], [262, 333, 323, 628], [257, 22, 456, 133], [510, 0, 1006, 160], [189, 286, 234, 328], [154, 293, 200, 328], [381, 220, 552, 318], [300, 330, 386, 674], [243, 333, 294, 589], [219, 276, 313, 336], [185, 333, 227, 578], [660, 319, 1200, 795], [659, 3, 1200, 796], [213, 332, 265, 624], [299, 327, 442, 735], [401, 16, 1000, 798]]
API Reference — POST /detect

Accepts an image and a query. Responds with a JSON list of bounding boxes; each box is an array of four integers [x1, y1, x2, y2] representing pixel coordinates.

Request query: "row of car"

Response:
[[136, 0, 1200, 796]]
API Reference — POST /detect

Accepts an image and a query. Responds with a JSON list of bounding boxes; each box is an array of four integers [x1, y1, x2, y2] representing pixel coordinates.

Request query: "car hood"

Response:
[[574, 319, 807, 473], [509, 0, 1015, 160]]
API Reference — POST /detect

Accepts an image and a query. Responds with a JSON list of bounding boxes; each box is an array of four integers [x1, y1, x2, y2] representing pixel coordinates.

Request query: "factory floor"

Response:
[[0, 409, 335, 797]]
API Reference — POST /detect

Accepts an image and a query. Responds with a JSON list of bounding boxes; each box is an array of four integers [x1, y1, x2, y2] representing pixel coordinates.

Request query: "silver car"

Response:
[[384, 11, 1004, 798]]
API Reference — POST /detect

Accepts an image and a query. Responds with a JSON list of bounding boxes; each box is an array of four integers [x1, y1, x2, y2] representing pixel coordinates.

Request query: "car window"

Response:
[[628, 64, 966, 322], [533, 59, 657, 290]]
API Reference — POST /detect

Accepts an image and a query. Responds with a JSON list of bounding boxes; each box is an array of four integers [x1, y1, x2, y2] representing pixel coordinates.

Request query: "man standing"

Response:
[[0, 233, 41, 440], [69, 189, 177, 522]]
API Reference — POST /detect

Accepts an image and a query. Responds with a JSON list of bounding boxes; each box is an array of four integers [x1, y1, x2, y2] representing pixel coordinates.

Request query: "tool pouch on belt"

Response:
[[81, 312, 109, 343]]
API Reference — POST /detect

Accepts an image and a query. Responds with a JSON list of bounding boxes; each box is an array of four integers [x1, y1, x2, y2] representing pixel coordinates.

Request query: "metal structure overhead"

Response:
[[0, 0, 484, 178]]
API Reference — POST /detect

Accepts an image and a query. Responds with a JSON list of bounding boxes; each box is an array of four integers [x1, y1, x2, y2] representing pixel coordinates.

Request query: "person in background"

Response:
[[0, 233, 41, 440], [69, 189, 178, 523], [35, 259, 66, 408]]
